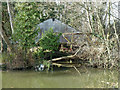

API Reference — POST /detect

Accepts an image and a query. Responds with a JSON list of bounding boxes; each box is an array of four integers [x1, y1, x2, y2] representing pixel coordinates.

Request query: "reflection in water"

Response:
[[2, 67, 118, 88]]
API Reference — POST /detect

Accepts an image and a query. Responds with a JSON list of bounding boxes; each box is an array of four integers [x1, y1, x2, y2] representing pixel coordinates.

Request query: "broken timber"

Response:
[[48, 55, 76, 62], [47, 44, 83, 68], [47, 33, 91, 68], [52, 63, 74, 67]]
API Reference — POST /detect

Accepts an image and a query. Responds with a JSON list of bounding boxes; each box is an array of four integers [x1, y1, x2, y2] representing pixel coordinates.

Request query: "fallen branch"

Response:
[[73, 66, 81, 75], [62, 32, 93, 35], [52, 63, 74, 67], [48, 44, 86, 62], [74, 47, 81, 56], [48, 55, 76, 62]]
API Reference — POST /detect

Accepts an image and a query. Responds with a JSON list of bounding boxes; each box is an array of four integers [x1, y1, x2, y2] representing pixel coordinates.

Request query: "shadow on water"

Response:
[[1, 67, 118, 88]]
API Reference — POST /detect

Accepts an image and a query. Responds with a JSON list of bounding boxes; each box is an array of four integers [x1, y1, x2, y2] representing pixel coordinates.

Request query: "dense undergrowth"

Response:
[[1, 29, 119, 70], [1, 2, 119, 70]]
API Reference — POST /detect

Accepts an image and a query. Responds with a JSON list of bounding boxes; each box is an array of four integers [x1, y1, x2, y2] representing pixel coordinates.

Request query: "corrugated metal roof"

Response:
[[36, 18, 79, 43]]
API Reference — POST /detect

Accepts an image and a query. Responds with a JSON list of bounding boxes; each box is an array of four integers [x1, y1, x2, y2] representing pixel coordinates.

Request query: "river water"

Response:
[[1, 67, 118, 88]]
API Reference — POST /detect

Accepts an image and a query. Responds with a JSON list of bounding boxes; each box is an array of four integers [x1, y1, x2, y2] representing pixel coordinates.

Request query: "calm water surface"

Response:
[[2, 67, 118, 88]]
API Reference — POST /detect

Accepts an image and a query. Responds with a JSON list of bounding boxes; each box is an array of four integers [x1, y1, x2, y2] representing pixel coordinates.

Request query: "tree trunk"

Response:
[[118, 1, 120, 20], [0, 36, 2, 53], [7, 0, 14, 34], [0, 28, 14, 52], [1, 38, 7, 52], [0, 2, 14, 53]]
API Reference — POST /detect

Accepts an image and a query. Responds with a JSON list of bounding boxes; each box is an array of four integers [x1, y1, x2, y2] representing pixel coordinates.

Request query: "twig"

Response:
[[83, 65, 88, 73], [73, 66, 81, 75], [74, 47, 81, 56], [85, 3, 93, 33], [109, 15, 120, 69], [113, 10, 120, 60], [74, 44, 87, 56], [62, 34, 71, 43], [96, 8, 111, 61]]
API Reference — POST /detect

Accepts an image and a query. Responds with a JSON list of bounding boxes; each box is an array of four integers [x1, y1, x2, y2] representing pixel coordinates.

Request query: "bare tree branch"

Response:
[[7, 0, 14, 34]]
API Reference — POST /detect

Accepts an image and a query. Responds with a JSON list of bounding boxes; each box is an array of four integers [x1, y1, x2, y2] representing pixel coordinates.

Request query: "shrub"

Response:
[[33, 28, 61, 69], [39, 28, 62, 52]]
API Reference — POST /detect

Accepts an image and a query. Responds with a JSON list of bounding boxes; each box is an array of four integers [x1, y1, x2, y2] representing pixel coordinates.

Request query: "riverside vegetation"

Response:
[[0, 2, 119, 71]]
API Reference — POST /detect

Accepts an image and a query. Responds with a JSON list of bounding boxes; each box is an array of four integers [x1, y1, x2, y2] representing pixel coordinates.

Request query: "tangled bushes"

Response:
[[76, 32, 119, 69]]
